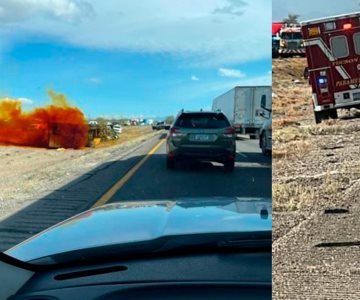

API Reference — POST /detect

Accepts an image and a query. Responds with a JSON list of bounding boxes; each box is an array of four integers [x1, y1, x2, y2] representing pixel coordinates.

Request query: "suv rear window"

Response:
[[175, 113, 230, 129]]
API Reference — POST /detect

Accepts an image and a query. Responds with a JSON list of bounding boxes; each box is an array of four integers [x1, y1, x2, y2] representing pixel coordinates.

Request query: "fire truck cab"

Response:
[[278, 24, 306, 57], [301, 12, 360, 123]]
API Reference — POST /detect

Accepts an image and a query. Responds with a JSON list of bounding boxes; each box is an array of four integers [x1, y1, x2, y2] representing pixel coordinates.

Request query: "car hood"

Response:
[[6, 197, 271, 262]]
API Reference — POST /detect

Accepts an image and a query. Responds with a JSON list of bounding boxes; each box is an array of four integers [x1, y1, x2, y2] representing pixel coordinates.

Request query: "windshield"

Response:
[[280, 32, 303, 39], [175, 113, 230, 129], [0, 1, 272, 269]]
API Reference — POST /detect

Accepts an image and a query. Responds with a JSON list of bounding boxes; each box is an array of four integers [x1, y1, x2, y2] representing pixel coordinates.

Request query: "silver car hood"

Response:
[[6, 197, 271, 262]]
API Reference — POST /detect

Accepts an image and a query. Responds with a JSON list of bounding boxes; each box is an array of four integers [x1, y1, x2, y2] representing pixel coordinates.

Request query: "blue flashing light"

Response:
[[318, 78, 326, 84]]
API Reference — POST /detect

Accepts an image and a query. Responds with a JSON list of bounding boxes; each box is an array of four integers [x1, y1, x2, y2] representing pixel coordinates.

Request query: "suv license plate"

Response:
[[195, 134, 210, 141]]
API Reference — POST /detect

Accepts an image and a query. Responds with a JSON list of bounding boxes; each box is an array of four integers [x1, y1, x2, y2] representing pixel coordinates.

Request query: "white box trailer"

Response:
[[212, 86, 272, 138]]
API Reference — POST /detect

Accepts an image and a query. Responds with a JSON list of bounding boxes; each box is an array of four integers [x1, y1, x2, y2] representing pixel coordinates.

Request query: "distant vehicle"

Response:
[[259, 95, 272, 155], [212, 86, 272, 139], [144, 118, 154, 125], [2, 197, 272, 300], [130, 120, 138, 126], [301, 12, 360, 124], [88, 120, 98, 127], [166, 111, 236, 172], [152, 121, 171, 130], [113, 124, 122, 134], [272, 22, 284, 58], [278, 24, 306, 57]]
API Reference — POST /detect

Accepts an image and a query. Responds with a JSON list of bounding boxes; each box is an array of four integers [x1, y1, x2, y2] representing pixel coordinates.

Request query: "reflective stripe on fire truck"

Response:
[[305, 38, 357, 89], [334, 66, 357, 89], [304, 38, 334, 61]]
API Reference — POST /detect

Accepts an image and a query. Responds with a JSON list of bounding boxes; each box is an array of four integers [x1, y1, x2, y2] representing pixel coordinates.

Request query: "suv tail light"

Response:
[[223, 127, 236, 138], [170, 127, 186, 138]]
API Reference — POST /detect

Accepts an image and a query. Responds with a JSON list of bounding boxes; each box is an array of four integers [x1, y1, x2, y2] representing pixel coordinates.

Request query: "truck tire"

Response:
[[315, 109, 338, 124], [260, 133, 270, 156], [166, 157, 176, 170], [224, 159, 235, 172], [314, 111, 324, 124], [329, 109, 338, 120]]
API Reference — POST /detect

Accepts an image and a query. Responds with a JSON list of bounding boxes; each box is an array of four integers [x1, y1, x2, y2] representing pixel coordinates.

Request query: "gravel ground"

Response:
[[0, 128, 162, 221], [272, 58, 360, 299]]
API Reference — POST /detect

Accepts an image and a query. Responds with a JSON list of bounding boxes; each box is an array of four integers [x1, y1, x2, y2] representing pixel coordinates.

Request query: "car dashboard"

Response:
[[8, 251, 271, 300]]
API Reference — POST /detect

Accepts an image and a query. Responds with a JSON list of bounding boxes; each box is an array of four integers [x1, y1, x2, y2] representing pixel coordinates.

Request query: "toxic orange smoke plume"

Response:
[[0, 91, 88, 149]]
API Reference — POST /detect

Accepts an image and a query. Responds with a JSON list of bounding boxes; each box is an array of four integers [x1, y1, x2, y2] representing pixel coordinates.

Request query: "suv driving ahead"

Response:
[[166, 111, 236, 171]]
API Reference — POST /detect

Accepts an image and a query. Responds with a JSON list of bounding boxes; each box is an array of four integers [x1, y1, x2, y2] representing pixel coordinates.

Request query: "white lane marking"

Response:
[[237, 152, 247, 158], [235, 162, 271, 169]]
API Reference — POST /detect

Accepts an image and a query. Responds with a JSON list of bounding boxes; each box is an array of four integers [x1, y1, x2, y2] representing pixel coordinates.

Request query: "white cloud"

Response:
[[191, 75, 200, 81], [0, 0, 271, 67], [18, 97, 34, 104], [218, 67, 246, 78], [213, 0, 248, 16], [172, 72, 271, 102], [86, 77, 102, 85], [0, 0, 94, 23], [273, 0, 360, 21]]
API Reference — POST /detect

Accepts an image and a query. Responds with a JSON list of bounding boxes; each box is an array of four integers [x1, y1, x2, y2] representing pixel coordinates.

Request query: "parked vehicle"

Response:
[[259, 95, 272, 155], [152, 121, 171, 130], [212, 86, 272, 139], [1, 197, 271, 300], [166, 111, 236, 171], [272, 22, 284, 58], [301, 12, 360, 123], [278, 24, 306, 57], [88, 120, 98, 126], [113, 123, 122, 134]]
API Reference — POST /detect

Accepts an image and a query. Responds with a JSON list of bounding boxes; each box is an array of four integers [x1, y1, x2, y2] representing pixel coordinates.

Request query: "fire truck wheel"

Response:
[[315, 109, 338, 124], [329, 109, 338, 119], [314, 111, 324, 124]]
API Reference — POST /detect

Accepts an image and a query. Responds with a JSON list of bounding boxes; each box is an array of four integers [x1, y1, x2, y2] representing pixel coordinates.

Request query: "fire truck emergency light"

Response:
[[318, 78, 327, 84], [343, 23, 352, 30]]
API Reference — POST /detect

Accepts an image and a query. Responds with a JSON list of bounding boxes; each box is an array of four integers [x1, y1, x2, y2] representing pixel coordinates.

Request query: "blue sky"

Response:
[[0, 0, 271, 119], [273, 0, 360, 21]]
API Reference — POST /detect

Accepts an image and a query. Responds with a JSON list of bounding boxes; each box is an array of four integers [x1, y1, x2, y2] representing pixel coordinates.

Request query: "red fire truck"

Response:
[[301, 12, 360, 123], [279, 25, 305, 57]]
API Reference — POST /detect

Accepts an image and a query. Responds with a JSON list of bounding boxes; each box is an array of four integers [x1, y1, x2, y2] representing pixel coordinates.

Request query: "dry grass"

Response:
[[273, 182, 317, 211], [272, 119, 300, 129], [273, 168, 357, 212], [273, 126, 308, 143], [272, 58, 312, 124], [272, 140, 312, 160], [96, 126, 153, 148]]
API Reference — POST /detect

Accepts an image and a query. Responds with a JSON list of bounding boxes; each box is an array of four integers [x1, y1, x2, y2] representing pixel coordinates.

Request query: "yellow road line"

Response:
[[91, 138, 165, 208]]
